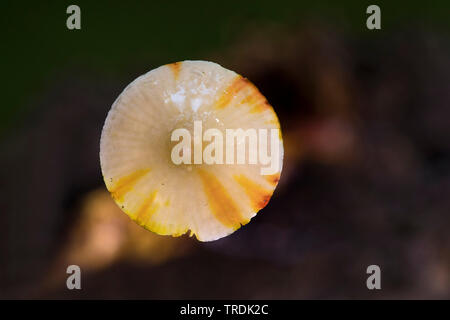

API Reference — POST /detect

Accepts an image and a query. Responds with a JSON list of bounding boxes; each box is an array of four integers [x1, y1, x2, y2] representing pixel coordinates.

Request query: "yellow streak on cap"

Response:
[[168, 62, 182, 80], [135, 190, 159, 224], [215, 76, 249, 110], [265, 173, 281, 186], [198, 169, 247, 229], [109, 169, 150, 203], [238, 82, 271, 114], [234, 175, 273, 211]]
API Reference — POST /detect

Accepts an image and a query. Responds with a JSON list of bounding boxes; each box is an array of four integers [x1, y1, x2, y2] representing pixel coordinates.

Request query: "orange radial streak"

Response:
[[249, 100, 272, 114], [234, 174, 273, 211], [168, 62, 182, 80], [265, 173, 281, 186], [135, 190, 159, 224], [238, 83, 271, 114], [198, 169, 247, 229], [215, 76, 250, 110], [109, 169, 150, 202]]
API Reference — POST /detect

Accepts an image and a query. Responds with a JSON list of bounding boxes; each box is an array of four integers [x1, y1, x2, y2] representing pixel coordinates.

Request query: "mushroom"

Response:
[[100, 61, 283, 241]]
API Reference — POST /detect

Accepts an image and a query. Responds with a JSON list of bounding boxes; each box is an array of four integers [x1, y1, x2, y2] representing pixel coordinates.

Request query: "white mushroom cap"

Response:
[[100, 61, 283, 241]]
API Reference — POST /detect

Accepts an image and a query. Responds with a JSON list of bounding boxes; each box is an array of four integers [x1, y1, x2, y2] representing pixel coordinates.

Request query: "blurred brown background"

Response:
[[0, 1, 449, 299]]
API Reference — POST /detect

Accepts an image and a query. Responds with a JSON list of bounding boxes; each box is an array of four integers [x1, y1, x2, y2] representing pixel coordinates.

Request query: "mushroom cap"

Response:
[[100, 60, 283, 241]]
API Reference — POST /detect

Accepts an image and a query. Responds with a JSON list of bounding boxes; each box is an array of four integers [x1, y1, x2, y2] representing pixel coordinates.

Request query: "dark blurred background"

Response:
[[1, 0, 449, 299]]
